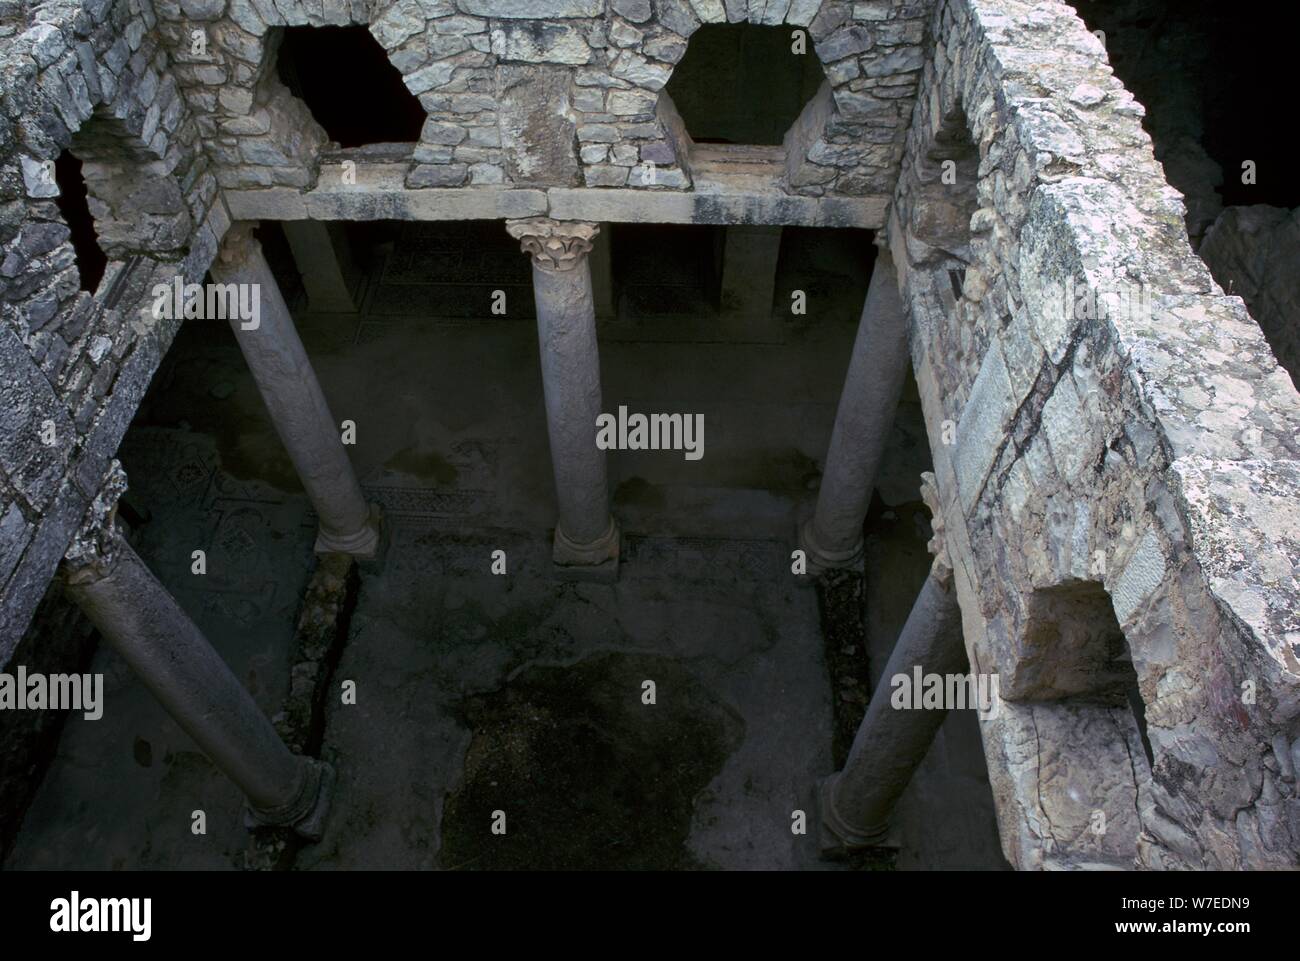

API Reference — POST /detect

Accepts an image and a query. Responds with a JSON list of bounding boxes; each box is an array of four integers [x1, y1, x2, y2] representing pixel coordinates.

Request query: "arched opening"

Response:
[[52, 151, 107, 294], [664, 22, 825, 146], [913, 106, 979, 269], [51, 107, 191, 296], [275, 26, 426, 148], [1007, 578, 1156, 858]]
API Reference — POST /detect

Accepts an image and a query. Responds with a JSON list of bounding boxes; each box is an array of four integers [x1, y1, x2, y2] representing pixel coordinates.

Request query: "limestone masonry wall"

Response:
[[1, 0, 228, 653], [891, 0, 1300, 868], [151, 0, 932, 195]]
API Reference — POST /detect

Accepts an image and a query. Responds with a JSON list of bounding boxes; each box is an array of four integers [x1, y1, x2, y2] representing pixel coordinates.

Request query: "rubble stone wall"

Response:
[[0, 0, 226, 653], [155, 0, 934, 196], [890, 0, 1300, 869]]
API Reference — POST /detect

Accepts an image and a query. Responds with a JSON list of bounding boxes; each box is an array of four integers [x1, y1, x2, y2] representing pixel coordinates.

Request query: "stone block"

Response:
[[406, 163, 469, 187], [491, 21, 594, 64], [585, 164, 629, 187], [953, 340, 1015, 513], [611, 0, 651, 21], [498, 64, 581, 186], [1112, 527, 1166, 625], [817, 24, 873, 61], [460, 0, 603, 14], [371, 0, 425, 48]]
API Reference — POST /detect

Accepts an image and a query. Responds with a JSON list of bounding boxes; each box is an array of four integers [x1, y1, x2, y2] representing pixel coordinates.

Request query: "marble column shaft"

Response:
[[801, 246, 909, 569], [819, 473, 966, 851], [507, 218, 618, 568], [61, 471, 331, 838], [212, 223, 379, 557]]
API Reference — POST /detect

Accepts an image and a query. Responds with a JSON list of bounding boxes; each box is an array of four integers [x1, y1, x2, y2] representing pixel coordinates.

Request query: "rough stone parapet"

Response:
[[890, 0, 1300, 870], [0, 0, 223, 651]]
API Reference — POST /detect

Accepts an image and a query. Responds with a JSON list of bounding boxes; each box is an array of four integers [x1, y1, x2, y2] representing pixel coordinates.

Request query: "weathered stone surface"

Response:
[[460, 0, 603, 14], [498, 64, 582, 186], [491, 20, 594, 64], [371, 0, 425, 48], [406, 162, 469, 187], [611, 0, 652, 20], [817, 24, 873, 61], [1200, 206, 1300, 387]]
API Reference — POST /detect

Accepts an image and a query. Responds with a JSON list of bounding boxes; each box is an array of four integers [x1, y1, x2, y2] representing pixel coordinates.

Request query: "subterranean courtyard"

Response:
[[0, 0, 1298, 875]]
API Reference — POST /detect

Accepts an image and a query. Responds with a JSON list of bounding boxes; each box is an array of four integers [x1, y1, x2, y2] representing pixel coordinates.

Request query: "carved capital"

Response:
[[506, 218, 599, 272], [216, 222, 261, 270], [919, 471, 953, 588], [62, 460, 129, 584]]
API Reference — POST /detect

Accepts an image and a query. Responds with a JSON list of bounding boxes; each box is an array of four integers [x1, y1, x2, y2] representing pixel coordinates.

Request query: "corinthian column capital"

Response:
[[62, 460, 129, 584], [506, 218, 599, 272], [217, 221, 262, 270], [919, 471, 953, 588]]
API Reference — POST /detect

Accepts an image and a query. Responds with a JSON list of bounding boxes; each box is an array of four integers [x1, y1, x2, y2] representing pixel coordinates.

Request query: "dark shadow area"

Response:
[[53, 151, 107, 293], [1070, 0, 1300, 210], [440, 652, 743, 870], [609, 223, 722, 317], [665, 22, 825, 145], [774, 226, 875, 324], [276, 26, 426, 147]]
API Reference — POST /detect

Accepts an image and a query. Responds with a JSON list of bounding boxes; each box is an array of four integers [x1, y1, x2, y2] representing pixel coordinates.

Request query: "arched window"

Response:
[[275, 26, 426, 148], [52, 111, 192, 294], [664, 22, 826, 146]]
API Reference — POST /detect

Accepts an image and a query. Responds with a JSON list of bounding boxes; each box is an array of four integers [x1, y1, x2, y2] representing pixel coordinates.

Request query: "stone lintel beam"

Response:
[[60, 463, 333, 840], [223, 165, 887, 230]]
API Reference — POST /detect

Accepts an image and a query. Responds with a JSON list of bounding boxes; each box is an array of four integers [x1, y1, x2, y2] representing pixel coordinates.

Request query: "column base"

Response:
[[552, 517, 620, 583], [314, 503, 383, 560], [797, 517, 864, 579], [245, 757, 335, 841], [816, 773, 894, 858]]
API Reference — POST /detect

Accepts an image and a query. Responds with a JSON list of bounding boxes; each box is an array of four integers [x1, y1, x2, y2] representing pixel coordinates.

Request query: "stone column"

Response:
[[799, 244, 909, 572], [506, 217, 619, 578], [818, 473, 967, 853], [60, 465, 333, 839], [719, 225, 782, 318], [282, 220, 360, 313], [213, 223, 380, 558]]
